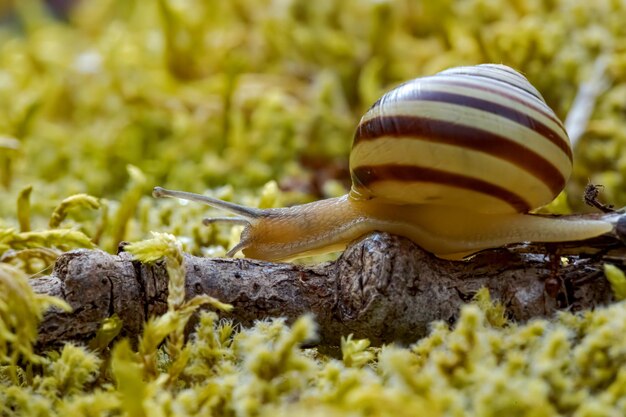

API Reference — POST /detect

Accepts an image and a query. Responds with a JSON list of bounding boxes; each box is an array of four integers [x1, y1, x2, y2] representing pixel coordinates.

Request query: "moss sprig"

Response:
[[48, 193, 100, 229], [0, 264, 70, 380], [604, 264, 626, 300], [0, 228, 95, 254]]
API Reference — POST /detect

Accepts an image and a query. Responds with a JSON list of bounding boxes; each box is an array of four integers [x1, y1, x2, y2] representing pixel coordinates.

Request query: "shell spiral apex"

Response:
[[350, 64, 572, 214]]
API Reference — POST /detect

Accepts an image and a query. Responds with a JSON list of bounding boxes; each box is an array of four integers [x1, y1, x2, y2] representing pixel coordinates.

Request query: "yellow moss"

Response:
[[604, 264, 626, 300], [38, 344, 102, 397], [472, 287, 508, 328], [0, 264, 70, 370], [2, 0, 626, 415], [107, 165, 149, 252], [125, 231, 180, 263], [3, 295, 626, 416], [0, 228, 95, 253], [17, 185, 33, 232], [0, 247, 59, 276], [48, 194, 100, 229], [88, 314, 123, 352], [111, 339, 148, 417], [341, 335, 375, 368], [126, 231, 231, 384]]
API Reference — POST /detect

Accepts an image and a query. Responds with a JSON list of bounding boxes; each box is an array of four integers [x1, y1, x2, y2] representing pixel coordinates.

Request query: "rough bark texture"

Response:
[[30, 231, 626, 348]]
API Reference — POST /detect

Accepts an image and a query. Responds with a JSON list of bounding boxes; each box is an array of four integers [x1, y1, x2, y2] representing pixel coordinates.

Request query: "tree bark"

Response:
[[30, 228, 626, 348]]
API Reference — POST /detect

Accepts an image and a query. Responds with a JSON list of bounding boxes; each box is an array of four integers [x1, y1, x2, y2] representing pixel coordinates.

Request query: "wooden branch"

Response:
[[31, 227, 626, 348]]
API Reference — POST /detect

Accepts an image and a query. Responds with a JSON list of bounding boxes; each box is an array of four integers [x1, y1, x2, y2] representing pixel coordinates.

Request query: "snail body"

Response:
[[154, 64, 613, 262]]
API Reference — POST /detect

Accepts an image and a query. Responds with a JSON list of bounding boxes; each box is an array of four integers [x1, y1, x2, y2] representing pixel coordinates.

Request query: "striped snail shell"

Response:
[[349, 64, 572, 214], [153, 64, 612, 262]]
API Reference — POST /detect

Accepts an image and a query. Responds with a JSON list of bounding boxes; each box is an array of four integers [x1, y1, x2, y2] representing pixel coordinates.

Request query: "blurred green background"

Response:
[[1, 0, 625, 257]]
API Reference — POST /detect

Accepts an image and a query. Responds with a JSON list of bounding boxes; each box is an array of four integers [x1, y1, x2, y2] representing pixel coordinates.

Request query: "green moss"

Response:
[[2, 0, 626, 415], [0, 264, 70, 374], [3, 278, 626, 415], [604, 264, 626, 300]]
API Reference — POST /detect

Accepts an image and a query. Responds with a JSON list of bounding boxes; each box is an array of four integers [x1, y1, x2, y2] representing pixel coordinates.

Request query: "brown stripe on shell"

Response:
[[370, 89, 572, 162], [426, 78, 568, 141], [351, 165, 532, 212], [354, 115, 567, 196]]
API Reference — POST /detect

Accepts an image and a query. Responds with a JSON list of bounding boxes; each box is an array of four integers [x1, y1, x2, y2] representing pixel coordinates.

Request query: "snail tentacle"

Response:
[[153, 186, 262, 220]]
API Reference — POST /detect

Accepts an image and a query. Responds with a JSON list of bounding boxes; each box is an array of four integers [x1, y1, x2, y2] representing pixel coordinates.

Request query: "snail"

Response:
[[153, 64, 613, 262]]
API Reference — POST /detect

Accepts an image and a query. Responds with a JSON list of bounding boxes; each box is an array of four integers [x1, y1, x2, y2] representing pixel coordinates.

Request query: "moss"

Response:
[[2, 0, 626, 415], [0, 264, 70, 374], [604, 264, 626, 301], [4, 267, 626, 415]]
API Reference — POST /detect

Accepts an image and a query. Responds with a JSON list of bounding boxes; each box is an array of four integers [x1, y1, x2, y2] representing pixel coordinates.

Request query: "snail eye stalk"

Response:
[[152, 187, 262, 220]]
